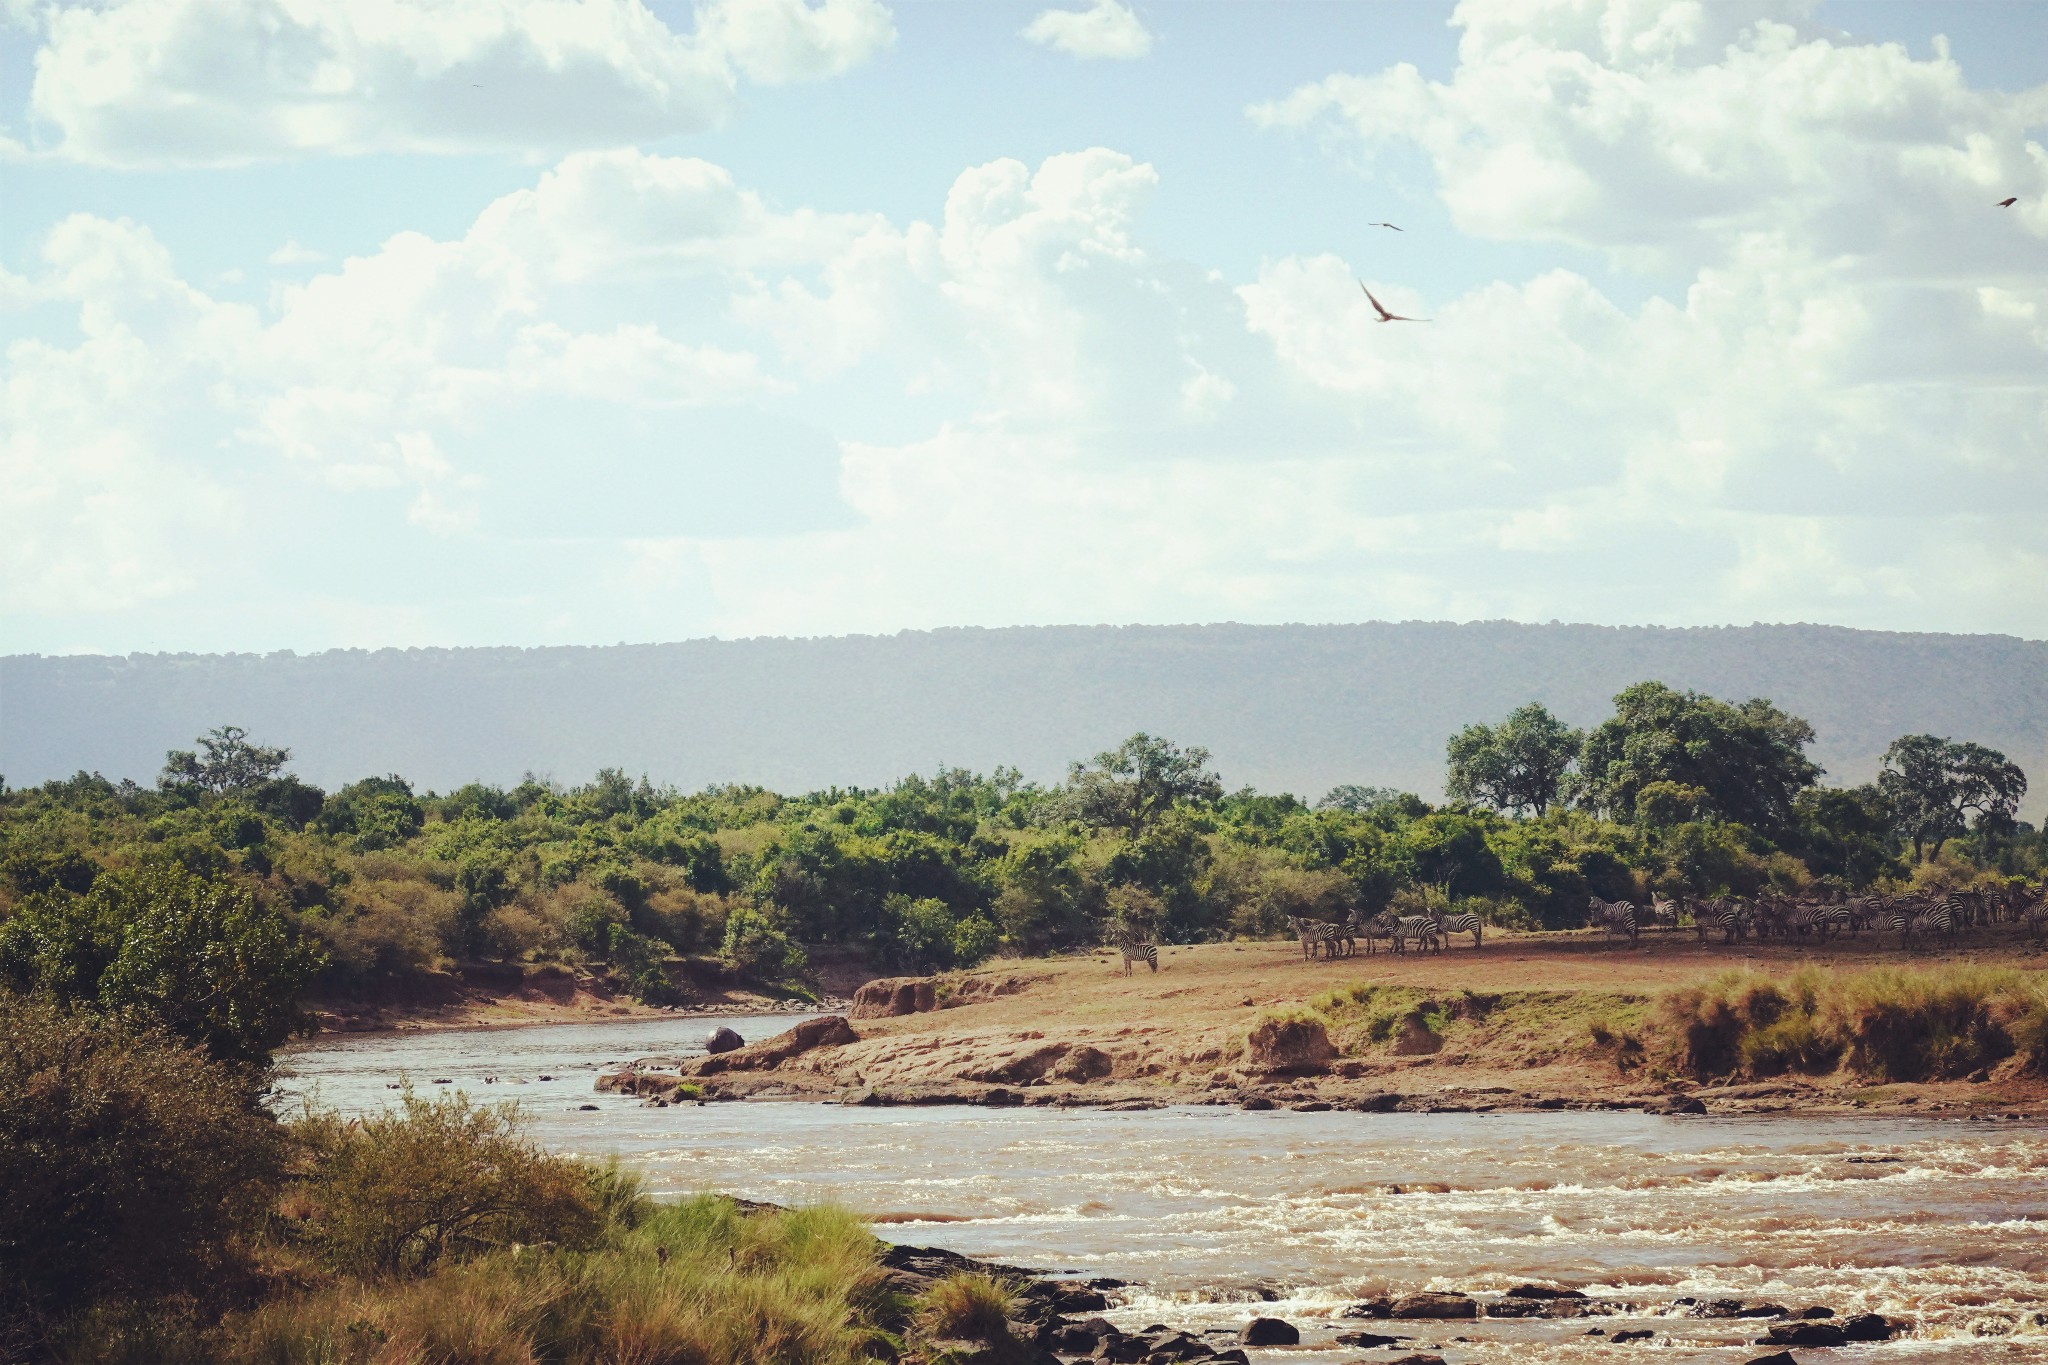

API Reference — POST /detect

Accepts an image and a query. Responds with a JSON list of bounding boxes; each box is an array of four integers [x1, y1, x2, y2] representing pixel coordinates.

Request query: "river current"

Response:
[[280, 1016, 2048, 1364]]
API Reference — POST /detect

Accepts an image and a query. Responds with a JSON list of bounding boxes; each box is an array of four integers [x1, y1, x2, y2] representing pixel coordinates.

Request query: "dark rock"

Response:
[[1654, 1096, 1707, 1115], [1236, 1318, 1298, 1346], [1085, 1279, 1127, 1290], [1095, 1336, 1150, 1362], [1742, 1354, 1798, 1365], [1384, 1355, 1447, 1365], [1340, 1298, 1393, 1319], [690, 1015, 858, 1075], [1836, 1313, 1895, 1342], [1610, 1329, 1654, 1343], [577, 1103, 599, 1111], [1350, 1092, 1404, 1113], [1693, 1300, 1746, 1319], [705, 1026, 744, 1054], [1053, 1289, 1111, 1314], [982, 1087, 1024, 1107], [1073, 1318, 1121, 1340], [1483, 1300, 1545, 1319], [1050, 1325, 1104, 1354], [1583, 1328, 1606, 1336], [1390, 1292, 1476, 1319], [1291, 1101, 1334, 1112], [1333, 1331, 1403, 1347], [1210, 1353, 1249, 1365], [1737, 1303, 1788, 1319], [1239, 1095, 1276, 1111], [1759, 1323, 1844, 1347], [1505, 1285, 1587, 1300], [1140, 1331, 1211, 1360], [1796, 1307, 1834, 1320]]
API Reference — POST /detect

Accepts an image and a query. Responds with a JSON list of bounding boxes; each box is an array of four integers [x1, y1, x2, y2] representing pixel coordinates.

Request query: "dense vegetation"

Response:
[[1, 684, 2040, 1042]]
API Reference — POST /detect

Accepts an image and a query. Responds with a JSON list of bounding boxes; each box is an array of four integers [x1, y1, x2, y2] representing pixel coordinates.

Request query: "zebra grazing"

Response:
[[1111, 926, 1158, 976], [1428, 906, 1484, 949], [1392, 914, 1442, 955], [1587, 895, 1639, 946]]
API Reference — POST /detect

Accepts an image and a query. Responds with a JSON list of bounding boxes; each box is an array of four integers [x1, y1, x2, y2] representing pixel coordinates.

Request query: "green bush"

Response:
[[720, 905, 806, 981], [0, 996, 283, 1331], [295, 1090, 603, 1277]]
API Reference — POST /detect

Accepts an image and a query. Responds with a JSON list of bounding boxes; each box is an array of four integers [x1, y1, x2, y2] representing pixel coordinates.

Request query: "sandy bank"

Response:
[[603, 930, 2048, 1118]]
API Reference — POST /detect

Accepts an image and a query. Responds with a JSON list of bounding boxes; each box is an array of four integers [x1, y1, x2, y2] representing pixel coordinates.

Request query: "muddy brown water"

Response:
[[280, 1018, 2047, 1363]]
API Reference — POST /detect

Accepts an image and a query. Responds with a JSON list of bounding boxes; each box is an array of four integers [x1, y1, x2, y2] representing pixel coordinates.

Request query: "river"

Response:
[[279, 1016, 2048, 1364]]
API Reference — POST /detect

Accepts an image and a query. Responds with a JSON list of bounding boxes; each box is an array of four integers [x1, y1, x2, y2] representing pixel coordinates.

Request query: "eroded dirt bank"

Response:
[[603, 932, 2048, 1117]]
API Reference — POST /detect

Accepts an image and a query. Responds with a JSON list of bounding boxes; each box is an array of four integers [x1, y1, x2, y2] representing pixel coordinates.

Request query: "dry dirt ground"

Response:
[[642, 927, 2048, 1117]]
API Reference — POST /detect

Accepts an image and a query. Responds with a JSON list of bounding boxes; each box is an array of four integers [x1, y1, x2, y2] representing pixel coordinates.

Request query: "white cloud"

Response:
[[23, 0, 895, 167], [266, 239, 327, 267], [1023, 0, 1152, 61], [6, 22, 2047, 648]]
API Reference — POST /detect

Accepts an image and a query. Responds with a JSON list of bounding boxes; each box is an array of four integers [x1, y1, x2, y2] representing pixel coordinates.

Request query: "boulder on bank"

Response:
[[1242, 1015, 1336, 1074], [850, 977, 938, 1019], [1053, 1045, 1115, 1082], [688, 1015, 857, 1075], [1390, 1292, 1476, 1319], [706, 1026, 743, 1054], [1237, 1317, 1298, 1346]]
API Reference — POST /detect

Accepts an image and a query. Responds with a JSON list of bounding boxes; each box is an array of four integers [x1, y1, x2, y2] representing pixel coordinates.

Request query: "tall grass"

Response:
[[215, 1197, 895, 1365], [1658, 965, 2048, 1082]]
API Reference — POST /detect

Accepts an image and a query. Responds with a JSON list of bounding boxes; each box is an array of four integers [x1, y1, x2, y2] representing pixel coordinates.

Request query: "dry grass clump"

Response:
[[1657, 965, 2048, 1082], [915, 1272, 1018, 1343]]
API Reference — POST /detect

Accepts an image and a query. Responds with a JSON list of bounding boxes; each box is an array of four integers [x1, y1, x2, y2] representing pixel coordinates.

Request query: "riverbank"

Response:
[[306, 959, 846, 1035], [608, 930, 2048, 1117]]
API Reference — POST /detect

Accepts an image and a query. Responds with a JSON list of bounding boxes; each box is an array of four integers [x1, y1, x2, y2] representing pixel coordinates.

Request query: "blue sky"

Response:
[[2, 0, 2045, 655]]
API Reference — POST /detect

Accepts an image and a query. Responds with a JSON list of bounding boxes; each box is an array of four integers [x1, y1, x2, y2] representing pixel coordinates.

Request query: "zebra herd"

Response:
[[1585, 884, 2048, 952], [1286, 907, 1484, 959]]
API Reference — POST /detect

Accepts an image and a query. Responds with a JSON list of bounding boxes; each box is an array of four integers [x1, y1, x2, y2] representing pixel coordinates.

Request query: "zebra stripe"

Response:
[[1428, 908, 1484, 949], [1111, 928, 1158, 976], [1587, 895, 1639, 946]]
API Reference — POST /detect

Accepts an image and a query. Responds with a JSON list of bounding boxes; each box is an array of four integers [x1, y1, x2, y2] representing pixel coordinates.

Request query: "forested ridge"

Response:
[[6, 622, 2045, 814]]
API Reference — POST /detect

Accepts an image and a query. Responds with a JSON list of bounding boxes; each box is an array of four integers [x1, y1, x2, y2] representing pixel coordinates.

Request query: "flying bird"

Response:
[[1996, 197, 2017, 207], [1359, 282, 1429, 323], [1367, 222, 1404, 231]]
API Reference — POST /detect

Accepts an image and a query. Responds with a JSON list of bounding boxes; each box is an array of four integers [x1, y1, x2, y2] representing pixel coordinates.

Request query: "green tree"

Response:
[[0, 864, 324, 1065], [719, 904, 806, 981], [1573, 682, 1820, 833], [158, 724, 293, 800], [314, 775, 426, 852], [0, 997, 284, 1328], [1062, 733, 1223, 834], [1878, 734, 2029, 861], [1445, 702, 1583, 816]]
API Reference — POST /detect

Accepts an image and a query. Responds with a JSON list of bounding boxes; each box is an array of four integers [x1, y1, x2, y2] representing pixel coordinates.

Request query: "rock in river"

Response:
[[1390, 1292, 1477, 1319], [1236, 1317, 1299, 1346], [705, 1026, 743, 1054]]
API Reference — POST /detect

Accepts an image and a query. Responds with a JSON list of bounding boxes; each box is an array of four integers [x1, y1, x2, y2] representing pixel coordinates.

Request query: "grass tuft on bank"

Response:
[[1658, 964, 2048, 1083]]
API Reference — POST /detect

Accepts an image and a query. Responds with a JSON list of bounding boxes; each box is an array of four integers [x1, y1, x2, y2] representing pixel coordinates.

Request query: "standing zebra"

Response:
[[1356, 911, 1399, 955], [1428, 905, 1484, 949], [1110, 925, 1158, 976], [1694, 898, 1749, 945], [1392, 914, 1442, 954], [1587, 895, 1639, 946], [1289, 915, 1353, 960]]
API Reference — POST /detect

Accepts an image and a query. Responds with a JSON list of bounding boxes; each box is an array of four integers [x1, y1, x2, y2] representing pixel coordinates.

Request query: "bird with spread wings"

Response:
[[1359, 282, 1429, 322]]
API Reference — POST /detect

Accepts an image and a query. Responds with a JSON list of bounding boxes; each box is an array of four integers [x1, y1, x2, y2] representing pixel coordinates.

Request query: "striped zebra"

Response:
[[1391, 914, 1441, 955], [1884, 896, 1958, 951], [1694, 898, 1749, 945], [1356, 911, 1399, 955], [1646, 896, 1685, 933], [1111, 926, 1158, 976], [2025, 896, 2048, 944], [1428, 906, 1484, 949], [1587, 895, 1639, 946], [1791, 901, 1855, 940], [1289, 915, 1353, 960]]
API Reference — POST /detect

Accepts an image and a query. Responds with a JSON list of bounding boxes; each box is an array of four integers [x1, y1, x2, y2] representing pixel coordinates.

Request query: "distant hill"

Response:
[[4, 622, 2045, 816]]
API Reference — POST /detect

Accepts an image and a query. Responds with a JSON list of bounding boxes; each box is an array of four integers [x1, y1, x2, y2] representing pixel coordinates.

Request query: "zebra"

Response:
[[1289, 915, 1353, 960], [1356, 911, 1399, 955], [1647, 896, 1684, 933], [1392, 914, 1442, 954], [2024, 896, 2048, 944], [1587, 895, 1639, 946], [1111, 926, 1158, 976], [1694, 898, 1749, 945], [1428, 906, 1484, 949], [1791, 901, 1855, 940]]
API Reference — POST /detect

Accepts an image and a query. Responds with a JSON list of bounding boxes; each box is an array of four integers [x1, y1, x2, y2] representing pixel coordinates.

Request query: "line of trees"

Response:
[[1, 688, 2039, 1057]]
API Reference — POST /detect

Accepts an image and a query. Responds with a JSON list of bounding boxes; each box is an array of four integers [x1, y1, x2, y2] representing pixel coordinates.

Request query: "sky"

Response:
[[1, 0, 2045, 657]]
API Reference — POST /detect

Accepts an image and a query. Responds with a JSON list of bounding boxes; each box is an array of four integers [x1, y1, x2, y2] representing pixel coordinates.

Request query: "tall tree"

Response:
[[1877, 734, 2028, 860], [1444, 702, 1583, 816], [158, 725, 292, 799], [1572, 682, 1820, 832], [1062, 733, 1223, 834]]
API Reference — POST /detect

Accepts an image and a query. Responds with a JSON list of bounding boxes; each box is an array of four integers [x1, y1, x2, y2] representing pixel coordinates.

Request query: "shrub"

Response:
[[296, 1089, 603, 1276], [721, 904, 807, 980], [916, 1272, 1017, 1343], [0, 996, 283, 1330]]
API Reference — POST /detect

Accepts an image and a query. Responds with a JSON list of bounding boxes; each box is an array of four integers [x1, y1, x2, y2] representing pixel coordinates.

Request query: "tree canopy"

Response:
[[1879, 734, 2029, 860], [1572, 682, 1821, 832], [1445, 702, 1582, 816]]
